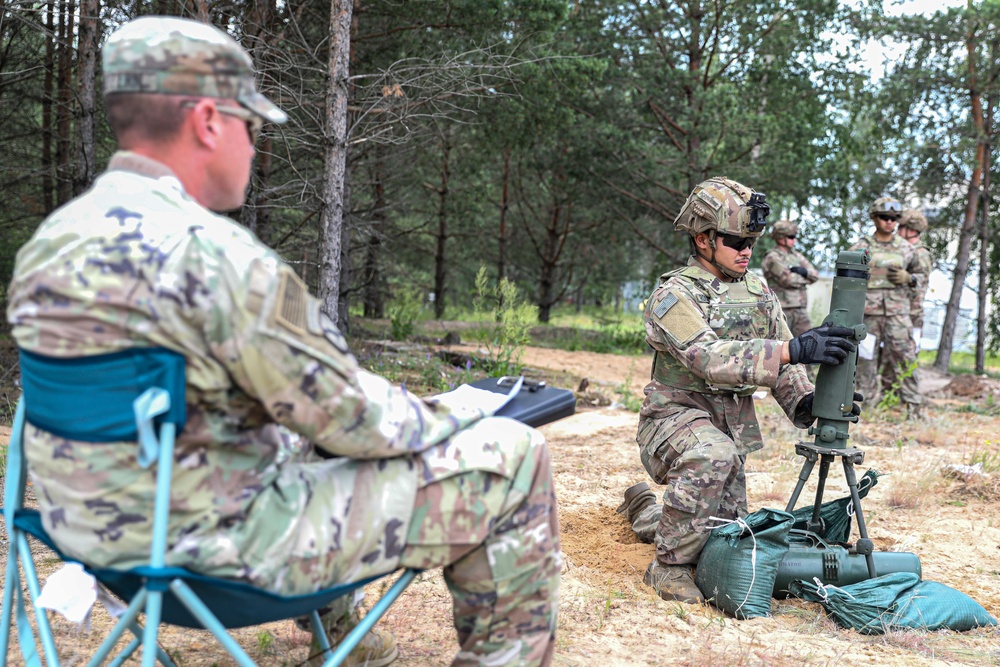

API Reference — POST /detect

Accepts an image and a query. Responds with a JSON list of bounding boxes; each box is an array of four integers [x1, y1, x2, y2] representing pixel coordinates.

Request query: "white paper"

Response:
[[857, 334, 877, 361], [433, 377, 522, 416], [36, 563, 97, 625]]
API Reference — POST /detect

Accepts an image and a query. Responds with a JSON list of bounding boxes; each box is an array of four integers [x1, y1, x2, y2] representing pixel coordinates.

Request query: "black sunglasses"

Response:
[[876, 214, 899, 222], [718, 234, 757, 252], [785, 235, 797, 240]]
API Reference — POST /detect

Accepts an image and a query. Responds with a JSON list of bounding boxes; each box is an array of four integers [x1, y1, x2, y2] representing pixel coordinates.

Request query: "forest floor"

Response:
[[3, 336, 1000, 665]]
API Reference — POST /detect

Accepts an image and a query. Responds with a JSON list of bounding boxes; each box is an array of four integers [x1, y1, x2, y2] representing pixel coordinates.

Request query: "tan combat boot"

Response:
[[615, 482, 656, 524], [308, 609, 399, 667], [643, 560, 705, 604]]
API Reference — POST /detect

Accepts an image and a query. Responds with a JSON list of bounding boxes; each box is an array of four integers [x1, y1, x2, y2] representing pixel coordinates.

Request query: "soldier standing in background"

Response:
[[849, 197, 926, 419], [898, 209, 933, 343], [761, 220, 819, 337], [614, 177, 858, 603], [6, 17, 560, 667]]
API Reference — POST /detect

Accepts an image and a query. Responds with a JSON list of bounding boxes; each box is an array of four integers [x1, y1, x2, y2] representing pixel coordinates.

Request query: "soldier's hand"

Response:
[[788, 324, 856, 365], [798, 391, 864, 420], [789, 266, 809, 277], [887, 266, 912, 286], [848, 391, 863, 417]]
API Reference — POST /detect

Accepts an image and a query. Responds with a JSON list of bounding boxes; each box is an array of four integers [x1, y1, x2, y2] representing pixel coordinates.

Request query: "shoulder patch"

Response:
[[274, 269, 308, 335], [653, 290, 708, 346]]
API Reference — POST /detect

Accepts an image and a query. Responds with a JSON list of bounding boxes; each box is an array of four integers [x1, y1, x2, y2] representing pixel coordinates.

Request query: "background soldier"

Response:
[[898, 209, 933, 343], [849, 197, 925, 419], [6, 17, 560, 667], [761, 220, 819, 337], [614, 177, 857, 604]]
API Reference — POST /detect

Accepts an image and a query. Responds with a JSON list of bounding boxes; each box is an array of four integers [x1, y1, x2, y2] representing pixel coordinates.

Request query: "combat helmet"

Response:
[[899, 208, 928, 234], [673, 177, 770, 239], [869, 197, 902, 219], [771, 220, 798, 239]]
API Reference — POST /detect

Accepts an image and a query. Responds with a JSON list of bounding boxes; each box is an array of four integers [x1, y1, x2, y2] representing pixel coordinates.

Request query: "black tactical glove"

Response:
[[797, 391, 864, 421], [788, 324, 856, 365], [789, 266, 809, 277]]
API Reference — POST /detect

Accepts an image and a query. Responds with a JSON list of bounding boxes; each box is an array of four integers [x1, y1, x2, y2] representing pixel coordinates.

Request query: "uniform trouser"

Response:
[[857, 312, 921, 407], [398, 425, 560, 666], [630, 416, 747, 566]]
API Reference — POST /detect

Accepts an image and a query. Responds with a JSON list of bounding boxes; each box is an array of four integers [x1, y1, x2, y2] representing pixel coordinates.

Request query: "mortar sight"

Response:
[[807, 249, 870, 450]]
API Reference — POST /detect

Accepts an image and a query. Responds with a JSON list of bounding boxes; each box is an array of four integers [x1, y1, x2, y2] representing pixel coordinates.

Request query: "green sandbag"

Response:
[[790, 469, 880, 544], [695, 508, 794, 619], [788, 572, 997, 634]]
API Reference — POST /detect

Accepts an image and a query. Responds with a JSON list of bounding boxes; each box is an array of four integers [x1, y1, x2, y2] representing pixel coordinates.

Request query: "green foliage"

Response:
[[255, 630, 275, 654], [387, 285, 424, 341], [968, 446, 1000, 473], [877, 359, 918, 410], [470, 267, 535, 377]]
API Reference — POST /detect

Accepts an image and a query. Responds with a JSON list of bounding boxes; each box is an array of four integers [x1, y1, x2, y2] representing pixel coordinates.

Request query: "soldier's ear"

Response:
[[694, 232, 712, 251], [187, 98, 224, 151]]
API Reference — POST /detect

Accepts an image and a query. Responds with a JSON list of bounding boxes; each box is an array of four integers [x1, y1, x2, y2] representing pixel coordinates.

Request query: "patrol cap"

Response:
[[102, 16, 287, 124]]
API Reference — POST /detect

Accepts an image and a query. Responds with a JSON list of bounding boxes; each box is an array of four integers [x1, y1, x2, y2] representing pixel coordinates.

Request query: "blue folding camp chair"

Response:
[[0, 348, 416, 667]]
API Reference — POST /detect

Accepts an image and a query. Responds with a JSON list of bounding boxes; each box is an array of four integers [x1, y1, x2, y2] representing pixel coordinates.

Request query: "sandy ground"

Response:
[[4, 346, 1000, 665]]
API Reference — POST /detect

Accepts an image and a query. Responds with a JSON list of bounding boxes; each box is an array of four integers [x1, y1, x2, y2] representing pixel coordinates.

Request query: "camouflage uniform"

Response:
[[908, 242, 932, 329], [848, 233, 923, 407], [628, 258, 813, 565], [760, 244, 818, 337], [7, 17, 559, 666]]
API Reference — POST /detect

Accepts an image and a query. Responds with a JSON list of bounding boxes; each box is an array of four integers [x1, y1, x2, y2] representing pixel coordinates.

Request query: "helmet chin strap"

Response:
[[698, 231, 747, 281]]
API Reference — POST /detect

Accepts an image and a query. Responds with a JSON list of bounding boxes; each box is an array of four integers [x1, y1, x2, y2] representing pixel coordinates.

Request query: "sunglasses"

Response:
[[718, 234, 757, 252], [876, 214, 899, 222], [216, 105, 263, 144], [785, 235, 797, 240], [182, 100, 263, 144]]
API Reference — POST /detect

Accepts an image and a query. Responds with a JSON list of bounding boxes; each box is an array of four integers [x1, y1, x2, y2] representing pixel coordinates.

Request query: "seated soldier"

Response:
[[6, 16, 560, 667]]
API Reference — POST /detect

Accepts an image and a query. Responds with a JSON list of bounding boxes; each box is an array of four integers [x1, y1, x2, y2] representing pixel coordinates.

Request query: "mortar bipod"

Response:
[[784, 441, 877, 580]]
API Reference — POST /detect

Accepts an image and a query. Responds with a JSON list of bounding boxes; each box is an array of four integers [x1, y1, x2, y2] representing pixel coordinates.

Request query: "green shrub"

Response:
[[387, 285, 424, 341], [470, 267, 534, 377]]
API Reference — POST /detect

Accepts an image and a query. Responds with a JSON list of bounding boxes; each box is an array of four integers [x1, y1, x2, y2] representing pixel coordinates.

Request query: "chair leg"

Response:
[[168, 580, 257, 667], [17, 532, 59, 665], [140, 591, 163, 667], [0, 533, 19, 660], [322, 569, 417, 667], [309, 610, 333, 661], [87, 589, 147, 667]]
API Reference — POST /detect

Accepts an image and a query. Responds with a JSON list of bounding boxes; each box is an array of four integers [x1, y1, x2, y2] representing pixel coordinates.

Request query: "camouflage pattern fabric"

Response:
[[908, 242, 933, 329], [849, 234, 924, 407], [628, 259, 813, 565], [760, 245, 818, 316], [7, 152, 559, 664]]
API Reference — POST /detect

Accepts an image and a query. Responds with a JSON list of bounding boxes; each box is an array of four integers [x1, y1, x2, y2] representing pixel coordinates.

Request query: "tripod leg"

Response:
[[843, 459, 878, 579], [806, 455, 833, 534], [784, 454, 817, 514]]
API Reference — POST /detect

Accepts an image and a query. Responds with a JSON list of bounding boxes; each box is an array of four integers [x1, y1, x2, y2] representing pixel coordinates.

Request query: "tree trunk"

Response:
[[498, 146, 511, 281], [75, 0, 99, 195], [42, 1, 55, 213], [935, 24, 986, 372], [432, 129, 450, 319], [317, 0, 354, 325], [363, 152, 386, 318], [976, 91, 993, 373], [55, 0, 76, 206]]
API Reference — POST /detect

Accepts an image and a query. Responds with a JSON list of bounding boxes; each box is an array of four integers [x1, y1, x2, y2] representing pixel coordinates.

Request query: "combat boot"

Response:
[[615, 482, 656, 524], [307, 608, 399, 667], [643, 560, 705, 604]]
